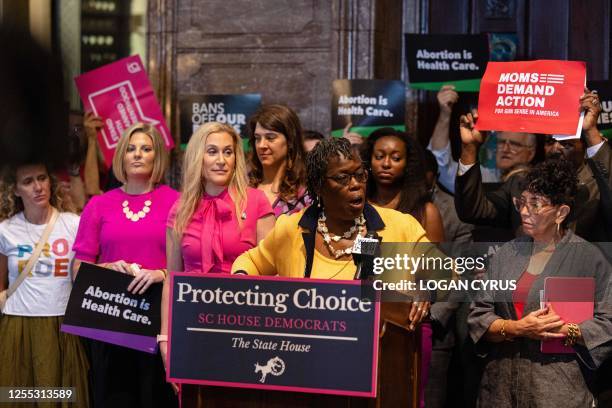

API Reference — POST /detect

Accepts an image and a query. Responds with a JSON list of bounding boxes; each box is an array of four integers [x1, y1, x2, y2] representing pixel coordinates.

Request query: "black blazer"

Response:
[[455, 141, 612, 242]]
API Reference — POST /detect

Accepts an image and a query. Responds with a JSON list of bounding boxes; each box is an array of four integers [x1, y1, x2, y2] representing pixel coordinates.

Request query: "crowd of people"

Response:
[[1, 63, 611, 407]]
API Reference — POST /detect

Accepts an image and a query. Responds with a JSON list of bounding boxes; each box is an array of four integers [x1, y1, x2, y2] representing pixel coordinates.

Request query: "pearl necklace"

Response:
[[317, 211, 366, 259], [122, 199, 152, 222]]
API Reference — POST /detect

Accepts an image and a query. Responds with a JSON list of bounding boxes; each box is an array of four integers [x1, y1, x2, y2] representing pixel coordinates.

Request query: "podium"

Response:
[[180, 302, 422, 408]]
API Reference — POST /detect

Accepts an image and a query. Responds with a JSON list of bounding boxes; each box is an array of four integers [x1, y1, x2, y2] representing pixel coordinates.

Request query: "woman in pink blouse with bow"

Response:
[[160, 122, 275, 382]]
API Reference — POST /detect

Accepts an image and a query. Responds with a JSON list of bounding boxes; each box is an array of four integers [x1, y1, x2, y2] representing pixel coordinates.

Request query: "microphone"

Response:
[[352, 231, 381, 280]]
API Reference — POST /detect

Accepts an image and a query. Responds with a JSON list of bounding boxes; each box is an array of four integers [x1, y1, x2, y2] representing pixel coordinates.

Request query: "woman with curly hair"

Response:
[[247, 104, 311, 216], [362, 127, 445, 242], [0, 163, 89, 407], [469, 157, 612, 407]]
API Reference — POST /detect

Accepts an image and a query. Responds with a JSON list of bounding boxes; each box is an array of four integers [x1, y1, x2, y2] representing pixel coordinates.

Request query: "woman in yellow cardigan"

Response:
[[232, 137, 432, 325]]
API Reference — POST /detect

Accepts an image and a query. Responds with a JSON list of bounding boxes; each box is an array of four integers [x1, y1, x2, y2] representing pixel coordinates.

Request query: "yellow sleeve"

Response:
[[231, 213, 291, 276], [381, 207, 430, 243], [408, 216, 430, 244]]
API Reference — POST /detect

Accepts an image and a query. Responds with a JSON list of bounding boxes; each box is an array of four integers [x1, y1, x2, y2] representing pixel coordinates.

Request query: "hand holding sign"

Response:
[[342, 122, 365, 145], [437, 85, 459, 114], [102, 259, 135, 275], [127, 268, 165, 295], [580, 88, 604, 145], [84, 111, 104, 141]]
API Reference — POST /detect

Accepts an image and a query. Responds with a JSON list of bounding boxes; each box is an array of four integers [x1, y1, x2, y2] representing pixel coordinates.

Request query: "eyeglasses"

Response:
[[512, 196, 553, 215], [497, 137, 534, 152], [326, 168, 368, 186]]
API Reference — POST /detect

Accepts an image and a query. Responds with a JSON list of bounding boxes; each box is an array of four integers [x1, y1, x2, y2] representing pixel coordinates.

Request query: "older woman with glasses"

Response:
[[233, 137, 431, 324], [469, 157, 612, 407]]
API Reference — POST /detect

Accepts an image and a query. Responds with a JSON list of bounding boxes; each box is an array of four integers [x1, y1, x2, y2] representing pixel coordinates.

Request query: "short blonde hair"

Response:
[[174, 122, 249, 236], [112, 122, 169, 184]]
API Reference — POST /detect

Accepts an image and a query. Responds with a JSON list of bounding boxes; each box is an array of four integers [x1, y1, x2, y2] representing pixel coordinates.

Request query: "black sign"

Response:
[[331, 79, 406, 137], [405, 34, 489, 91], [168, 274, 379, 397], [61, 263, 162, 353], [588, 80, 612, 138], [179, 94, 262, 146]]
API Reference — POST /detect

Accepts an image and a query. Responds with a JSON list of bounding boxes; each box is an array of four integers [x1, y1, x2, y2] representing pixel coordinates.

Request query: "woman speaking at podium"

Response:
[[232, 137, 431, 326]]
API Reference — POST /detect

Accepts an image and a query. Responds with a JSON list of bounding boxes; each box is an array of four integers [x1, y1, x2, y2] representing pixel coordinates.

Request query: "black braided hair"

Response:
[[306, 137, 359, 203]]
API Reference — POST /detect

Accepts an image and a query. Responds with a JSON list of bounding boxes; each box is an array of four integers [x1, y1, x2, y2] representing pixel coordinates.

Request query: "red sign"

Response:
[[75, 55, 174, 166], [476, 60, 586, 135]]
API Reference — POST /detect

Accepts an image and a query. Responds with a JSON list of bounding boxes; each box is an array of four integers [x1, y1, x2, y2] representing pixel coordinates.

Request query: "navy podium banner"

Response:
[[167, 274, 380, 397], [61, 263, 162, 353]]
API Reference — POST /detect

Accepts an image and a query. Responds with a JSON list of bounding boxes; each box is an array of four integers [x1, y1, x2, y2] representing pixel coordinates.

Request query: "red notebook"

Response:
[[540, 277, 595, 354]]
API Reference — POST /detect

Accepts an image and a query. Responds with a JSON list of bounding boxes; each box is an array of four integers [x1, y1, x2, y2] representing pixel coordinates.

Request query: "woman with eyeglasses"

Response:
[[233, 137, 432, 321], [469, 157, 612, 407], [363, 127, 445, 242]]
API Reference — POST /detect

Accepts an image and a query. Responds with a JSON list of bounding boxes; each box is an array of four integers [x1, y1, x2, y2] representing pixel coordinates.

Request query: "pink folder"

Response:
[[540, 277, 594, 354]]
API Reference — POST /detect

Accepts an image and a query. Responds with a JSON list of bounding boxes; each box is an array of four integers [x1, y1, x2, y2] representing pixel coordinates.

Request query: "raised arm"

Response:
[[430, 85, 458, 150], [454, 111, 516, 227], [83, 112, 103, 196]]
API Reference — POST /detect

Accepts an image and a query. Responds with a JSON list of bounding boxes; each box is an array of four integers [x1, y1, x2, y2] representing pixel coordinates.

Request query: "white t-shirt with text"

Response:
[[0, 212, 80, 316]]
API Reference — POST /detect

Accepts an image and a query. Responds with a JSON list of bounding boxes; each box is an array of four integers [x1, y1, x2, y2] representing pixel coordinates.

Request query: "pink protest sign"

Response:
[[75, 55, 174, 166]]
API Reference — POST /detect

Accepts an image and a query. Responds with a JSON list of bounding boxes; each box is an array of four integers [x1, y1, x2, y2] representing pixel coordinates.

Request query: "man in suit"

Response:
[[428, 85, 538, 194], [454, 89, 612, 242]]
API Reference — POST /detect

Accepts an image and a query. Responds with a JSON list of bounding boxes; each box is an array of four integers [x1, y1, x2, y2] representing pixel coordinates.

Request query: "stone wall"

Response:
[[147, 0, 415, 142]]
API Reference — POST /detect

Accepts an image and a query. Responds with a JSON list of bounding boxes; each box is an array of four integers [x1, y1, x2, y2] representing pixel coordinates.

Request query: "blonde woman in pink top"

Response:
[[160, 122, 275, 388], [72, 122, 179, 408]]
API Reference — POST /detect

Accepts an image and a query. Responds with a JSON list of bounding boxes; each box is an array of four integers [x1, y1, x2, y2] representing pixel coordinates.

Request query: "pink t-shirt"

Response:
[[167, 187, 273, 273], [74, 185, 179, 269]]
